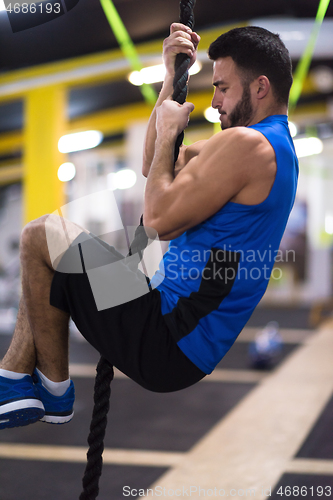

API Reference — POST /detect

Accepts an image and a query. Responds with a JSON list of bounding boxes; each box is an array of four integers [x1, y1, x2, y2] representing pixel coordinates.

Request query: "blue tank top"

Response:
[[150, 115, 299, 374]]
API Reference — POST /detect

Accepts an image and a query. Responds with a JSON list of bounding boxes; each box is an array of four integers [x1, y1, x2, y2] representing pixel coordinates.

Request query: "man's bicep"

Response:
[[174, 140, 208, 176], [149, 130, 253, 239], [156, 154, 245, 239], [173, 144, 188, 176], [174, 134, 248, 202]]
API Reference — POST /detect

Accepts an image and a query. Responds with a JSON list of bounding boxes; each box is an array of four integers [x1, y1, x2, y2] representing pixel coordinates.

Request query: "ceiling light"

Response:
[[129, 65, 165, 86], [204, 107, 220, 123], [128, 61, 202, 86], [294, 137, 323, 158], [107, 169, 137, 190], [58, 162, 76, 182], [288, 122, 298, 138], [58, 131, 103, 153], [280, 31, 305, 41], [325, 214, 333, 235]]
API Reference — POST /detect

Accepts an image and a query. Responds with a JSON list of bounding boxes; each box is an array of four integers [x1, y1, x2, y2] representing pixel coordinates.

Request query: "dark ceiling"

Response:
[[1, 0, 333, 71], [0, 0, 333, 138]]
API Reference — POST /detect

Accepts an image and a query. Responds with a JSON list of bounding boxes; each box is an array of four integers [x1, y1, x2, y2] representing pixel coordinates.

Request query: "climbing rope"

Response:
[[79, 358, 114, 500], [172, 0, 196, 163], [80, 2, 196, 498]]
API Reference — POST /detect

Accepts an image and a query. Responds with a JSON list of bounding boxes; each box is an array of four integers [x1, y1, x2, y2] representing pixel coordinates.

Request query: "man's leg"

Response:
[[0, 298, 36, 375], [0, 214, 89, 428], [1, 214, 88, 381]]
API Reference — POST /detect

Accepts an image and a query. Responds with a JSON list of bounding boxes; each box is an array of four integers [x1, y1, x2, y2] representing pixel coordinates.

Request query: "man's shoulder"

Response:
[[202, 126, 273, 167], [188, 124, 273, 161], [201, 126, 277, 204], [211, 125, 270, 145]]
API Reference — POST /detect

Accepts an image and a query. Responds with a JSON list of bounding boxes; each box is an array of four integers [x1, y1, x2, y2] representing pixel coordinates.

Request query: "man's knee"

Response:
[[21, 214, 88, 269], [21, 214, 66, 269], [21, 215, 50, 249]]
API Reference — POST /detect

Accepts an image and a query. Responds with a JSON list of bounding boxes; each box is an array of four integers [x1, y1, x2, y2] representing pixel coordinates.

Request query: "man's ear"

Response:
[[256, 76, 270, 99]]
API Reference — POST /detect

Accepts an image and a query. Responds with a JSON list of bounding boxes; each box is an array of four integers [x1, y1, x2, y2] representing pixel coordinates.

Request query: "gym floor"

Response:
[[0, 306, 332, 500]]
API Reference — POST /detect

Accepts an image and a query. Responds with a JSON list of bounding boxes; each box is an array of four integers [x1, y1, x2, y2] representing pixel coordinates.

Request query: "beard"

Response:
[[221, 84, 254, 129]]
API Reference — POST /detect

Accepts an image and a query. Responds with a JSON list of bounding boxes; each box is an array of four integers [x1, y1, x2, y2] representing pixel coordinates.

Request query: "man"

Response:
[[0, 23, 298, 429]]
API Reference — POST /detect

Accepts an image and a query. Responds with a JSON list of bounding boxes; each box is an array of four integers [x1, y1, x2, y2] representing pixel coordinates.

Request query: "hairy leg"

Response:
[[0, 214, 89, 382], [0, 299, 36, 374]]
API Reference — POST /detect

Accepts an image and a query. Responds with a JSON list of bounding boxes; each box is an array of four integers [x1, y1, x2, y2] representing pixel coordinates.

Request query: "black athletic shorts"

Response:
[[50, 231, 205, 392]]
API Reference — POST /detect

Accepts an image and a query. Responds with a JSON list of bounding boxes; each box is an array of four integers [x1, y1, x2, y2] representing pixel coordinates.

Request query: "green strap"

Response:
[[289, 0, 331, 112], [100, 0, 157, 105]]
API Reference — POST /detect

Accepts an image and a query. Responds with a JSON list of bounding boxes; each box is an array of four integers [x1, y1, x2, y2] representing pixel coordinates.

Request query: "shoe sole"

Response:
[[32, 370, 75, 425], [0, 399, 45, 429], [40, 411, 74, 424]]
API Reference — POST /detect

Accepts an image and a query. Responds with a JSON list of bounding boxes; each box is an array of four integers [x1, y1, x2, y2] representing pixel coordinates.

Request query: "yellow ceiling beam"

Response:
[[0, 164, 23, 185], [290, 101, 329, 125], [0, 23, 246, 102], [69, 101, 152, 135], [0, 131, 22, 155], [68, 90, 214, 135], [0, 90, 215, 151], [0, 94, 329, 158]]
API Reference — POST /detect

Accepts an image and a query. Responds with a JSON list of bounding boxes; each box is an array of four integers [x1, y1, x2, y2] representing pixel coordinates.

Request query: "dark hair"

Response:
[[208, 26, 293, 106]]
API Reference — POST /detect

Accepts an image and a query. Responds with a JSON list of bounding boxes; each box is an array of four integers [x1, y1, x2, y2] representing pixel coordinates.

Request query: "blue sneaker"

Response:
[[32, 370, 75, 424], [0, 374, 45, 430]]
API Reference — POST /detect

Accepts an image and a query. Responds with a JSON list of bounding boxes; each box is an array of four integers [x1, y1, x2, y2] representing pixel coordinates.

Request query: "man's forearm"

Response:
[[143, 96, 195, 239], [142, 74, 174, 178], [143, 22, 199, 177], [144, 134, 176, 232]]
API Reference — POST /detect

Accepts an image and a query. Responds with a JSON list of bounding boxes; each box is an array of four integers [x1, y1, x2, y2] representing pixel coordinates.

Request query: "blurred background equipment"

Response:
[[248, 321, 283, 369]]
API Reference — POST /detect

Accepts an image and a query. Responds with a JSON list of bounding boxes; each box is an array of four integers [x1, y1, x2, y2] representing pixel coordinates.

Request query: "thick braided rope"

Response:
[[80, 358, 114, 500], [172, 0, 196, 163], [126, 217, 151, 287], [79, 222, 148, 500], [127, 217, 149, 260], [124, 1, 197, 259], [79, 4, 196, 498]]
